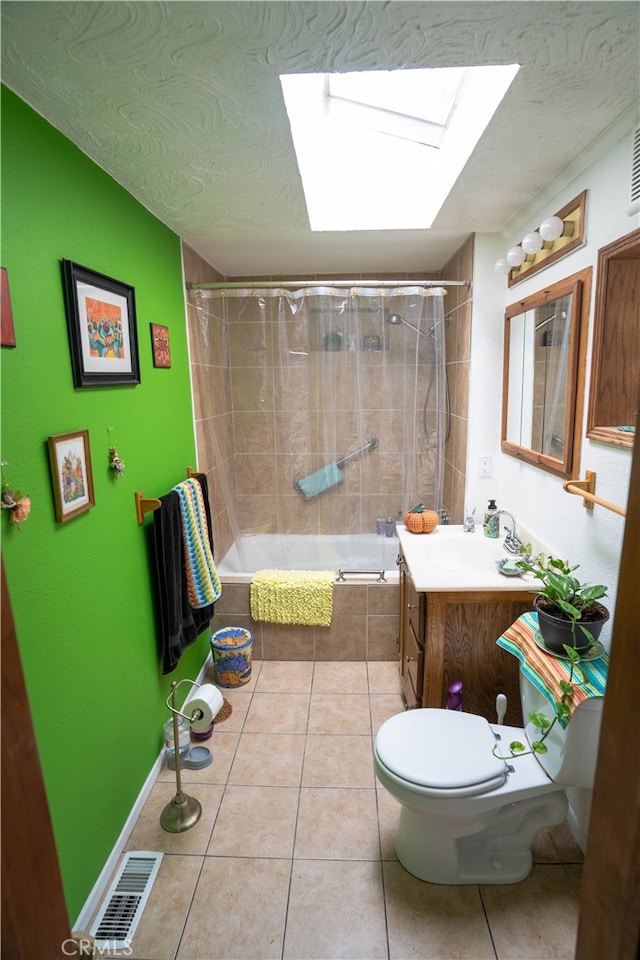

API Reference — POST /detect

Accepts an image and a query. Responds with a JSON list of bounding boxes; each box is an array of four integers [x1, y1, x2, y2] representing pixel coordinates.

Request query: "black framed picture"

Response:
[[61, 259, 140, 387]]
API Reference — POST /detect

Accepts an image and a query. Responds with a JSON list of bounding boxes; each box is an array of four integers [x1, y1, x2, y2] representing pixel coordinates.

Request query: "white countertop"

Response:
[[397, 523, 539, 593]]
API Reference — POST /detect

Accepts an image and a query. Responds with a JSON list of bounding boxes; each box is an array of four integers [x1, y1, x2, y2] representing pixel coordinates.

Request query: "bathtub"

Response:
[[216, 532, 400, 583], [215, 532, 400, 661]]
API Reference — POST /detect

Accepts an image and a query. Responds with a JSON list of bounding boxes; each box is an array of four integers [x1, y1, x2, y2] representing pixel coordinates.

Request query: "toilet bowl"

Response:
[[374, 672, 604, 884]]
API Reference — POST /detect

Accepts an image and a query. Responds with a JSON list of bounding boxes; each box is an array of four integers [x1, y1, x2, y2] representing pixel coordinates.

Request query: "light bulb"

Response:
[[539, 215, 564, 242], [506, 246, 526, 267], [494, 258, 510, 275], [522, 231, 543, 255]]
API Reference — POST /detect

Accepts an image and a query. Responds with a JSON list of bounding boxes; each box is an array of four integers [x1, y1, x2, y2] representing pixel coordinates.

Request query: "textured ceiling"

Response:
[[2, 1, 639, 277]]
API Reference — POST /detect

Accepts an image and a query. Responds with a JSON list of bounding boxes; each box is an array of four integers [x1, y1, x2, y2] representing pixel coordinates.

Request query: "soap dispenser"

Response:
[[483, 499, 499, 538]]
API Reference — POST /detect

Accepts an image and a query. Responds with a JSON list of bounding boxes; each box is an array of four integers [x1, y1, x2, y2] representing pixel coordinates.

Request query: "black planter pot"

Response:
[[534, 596, 610, 653]]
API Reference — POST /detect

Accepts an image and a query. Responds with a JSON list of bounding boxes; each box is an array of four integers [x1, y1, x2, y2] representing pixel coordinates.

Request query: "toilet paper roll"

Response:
[[187, 683, 224, 732]]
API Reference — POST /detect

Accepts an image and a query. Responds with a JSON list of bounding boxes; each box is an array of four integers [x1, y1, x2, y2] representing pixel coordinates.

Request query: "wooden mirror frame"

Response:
[[501, 267, 591, 479], [586, 228, 640, 449]]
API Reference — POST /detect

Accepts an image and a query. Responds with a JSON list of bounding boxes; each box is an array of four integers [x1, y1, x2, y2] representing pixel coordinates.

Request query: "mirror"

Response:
[[502, 268, 591, 478], [587, 228, 640, 448]]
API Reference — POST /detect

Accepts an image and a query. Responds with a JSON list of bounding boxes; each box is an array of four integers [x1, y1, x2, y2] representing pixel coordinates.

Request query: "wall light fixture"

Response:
[[495, 191, 587, 287]]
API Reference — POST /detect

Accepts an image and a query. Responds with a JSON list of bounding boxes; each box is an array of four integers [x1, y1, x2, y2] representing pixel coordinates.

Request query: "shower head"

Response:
[[386, 313, 435, 342], [386, 313, 430, 341]]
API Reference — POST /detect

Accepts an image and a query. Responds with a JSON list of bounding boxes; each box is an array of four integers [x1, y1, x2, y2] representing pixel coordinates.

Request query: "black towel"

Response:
[[152, 474, 217, 674]]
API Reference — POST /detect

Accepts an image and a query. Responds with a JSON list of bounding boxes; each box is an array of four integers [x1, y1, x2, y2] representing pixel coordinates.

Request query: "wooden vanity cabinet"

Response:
[[398, 558, 534, 726], [398, 559, 425, 709]]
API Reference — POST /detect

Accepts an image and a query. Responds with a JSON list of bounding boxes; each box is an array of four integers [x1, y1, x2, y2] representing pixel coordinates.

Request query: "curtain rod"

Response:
[[187, 279, 471, 290]]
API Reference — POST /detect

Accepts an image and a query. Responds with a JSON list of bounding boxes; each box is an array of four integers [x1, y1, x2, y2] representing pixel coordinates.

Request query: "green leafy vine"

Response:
[[493, 642, 587, 760]]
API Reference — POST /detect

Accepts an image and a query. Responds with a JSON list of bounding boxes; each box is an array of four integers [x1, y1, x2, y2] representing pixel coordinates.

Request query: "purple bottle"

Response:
[[446, 680, 463, 711]]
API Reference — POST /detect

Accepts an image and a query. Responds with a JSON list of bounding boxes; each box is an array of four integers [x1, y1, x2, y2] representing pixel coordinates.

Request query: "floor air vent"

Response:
[[89, 851, 163, 951]]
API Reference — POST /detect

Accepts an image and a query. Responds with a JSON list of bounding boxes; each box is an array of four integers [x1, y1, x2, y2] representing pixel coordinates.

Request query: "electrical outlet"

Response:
[[478, 456, 492, 478]]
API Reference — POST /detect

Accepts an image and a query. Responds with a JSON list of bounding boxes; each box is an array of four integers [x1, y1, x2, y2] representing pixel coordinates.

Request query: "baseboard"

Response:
[[192, 653, 211, 687], [72, 747, 166, 932], [73, 654, 213, 931], [566, 803, 587, 853]]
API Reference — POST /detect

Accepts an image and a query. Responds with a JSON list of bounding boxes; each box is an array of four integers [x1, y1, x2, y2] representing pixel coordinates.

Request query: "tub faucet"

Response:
[[495, 511, 523, 555]]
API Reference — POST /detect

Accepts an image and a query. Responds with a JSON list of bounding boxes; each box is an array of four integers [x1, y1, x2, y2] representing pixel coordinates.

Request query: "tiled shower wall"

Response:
[[183, 243, 473, 549], [225, 294, 444, 538], [183, 243, 235, 561], [441, 236, 473, 524]]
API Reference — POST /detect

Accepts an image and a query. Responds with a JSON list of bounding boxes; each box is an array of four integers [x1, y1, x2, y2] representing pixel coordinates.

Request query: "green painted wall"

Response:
[[1, 87, 209, 921]]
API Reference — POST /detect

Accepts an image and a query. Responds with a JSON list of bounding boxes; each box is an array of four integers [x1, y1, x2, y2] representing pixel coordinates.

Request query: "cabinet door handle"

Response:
[[405, 655, 416, 662], [406, 603, 416, 609]]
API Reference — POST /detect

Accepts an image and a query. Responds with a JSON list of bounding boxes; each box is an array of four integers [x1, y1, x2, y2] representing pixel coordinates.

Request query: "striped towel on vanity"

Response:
[[497, 611, 608, 726]]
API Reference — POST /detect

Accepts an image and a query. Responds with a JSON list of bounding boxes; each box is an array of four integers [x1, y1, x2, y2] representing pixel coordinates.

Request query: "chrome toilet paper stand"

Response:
[[160, 678, 208, 833]]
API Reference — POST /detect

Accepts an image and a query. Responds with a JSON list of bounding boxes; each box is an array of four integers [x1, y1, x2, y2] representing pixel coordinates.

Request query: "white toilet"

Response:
[[374, 671, 604, 884]]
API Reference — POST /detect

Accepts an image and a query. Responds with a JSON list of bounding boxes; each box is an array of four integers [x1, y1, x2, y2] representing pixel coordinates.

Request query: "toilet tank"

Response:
[[520, 671, 604, 788]]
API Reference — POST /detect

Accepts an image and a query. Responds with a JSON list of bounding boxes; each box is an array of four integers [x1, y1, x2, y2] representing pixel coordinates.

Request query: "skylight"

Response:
[[280, 64, 519, 232]]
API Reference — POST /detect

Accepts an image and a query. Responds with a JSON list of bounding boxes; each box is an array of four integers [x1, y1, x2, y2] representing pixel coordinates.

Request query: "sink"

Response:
[[433, 539, 507, 572], [397, 524, 536, 593]]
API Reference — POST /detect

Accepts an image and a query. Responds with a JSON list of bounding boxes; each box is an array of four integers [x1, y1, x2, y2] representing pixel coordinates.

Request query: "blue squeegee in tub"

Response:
[[294, 437, 379, 499]]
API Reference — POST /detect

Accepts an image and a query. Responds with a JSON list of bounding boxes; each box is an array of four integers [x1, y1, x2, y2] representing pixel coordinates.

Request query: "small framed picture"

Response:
[[150, 323, 171, 368], [48, 430, 96, 523], [61, 260, 140, 387]]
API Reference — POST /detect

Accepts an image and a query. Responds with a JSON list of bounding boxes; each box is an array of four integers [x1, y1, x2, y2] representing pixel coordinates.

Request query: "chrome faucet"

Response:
[[495, 511, 524, 555], [463, 507, 475, 533]]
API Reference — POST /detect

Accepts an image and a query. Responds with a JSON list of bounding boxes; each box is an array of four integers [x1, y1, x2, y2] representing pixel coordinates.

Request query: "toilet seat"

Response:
[[375, 709, 508, 797]]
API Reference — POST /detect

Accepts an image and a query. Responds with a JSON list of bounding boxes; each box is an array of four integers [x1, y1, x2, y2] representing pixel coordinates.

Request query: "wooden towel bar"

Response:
[[135, 467, 203, 524], [563, 471, 627, 517]]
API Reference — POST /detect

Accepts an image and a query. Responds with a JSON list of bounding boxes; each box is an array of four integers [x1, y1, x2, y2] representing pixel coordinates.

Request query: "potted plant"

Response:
[[517, 553, 609, 653]]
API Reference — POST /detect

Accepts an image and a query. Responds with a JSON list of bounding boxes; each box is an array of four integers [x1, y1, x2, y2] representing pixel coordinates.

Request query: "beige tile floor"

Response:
[[98, 660, 584, 960]]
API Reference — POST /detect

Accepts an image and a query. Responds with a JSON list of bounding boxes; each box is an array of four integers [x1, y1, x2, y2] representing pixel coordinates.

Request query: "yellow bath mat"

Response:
[[250, 569, 335, 627]]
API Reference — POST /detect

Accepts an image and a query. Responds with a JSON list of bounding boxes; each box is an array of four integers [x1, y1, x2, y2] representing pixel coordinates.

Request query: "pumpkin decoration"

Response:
[[403, 503, 439, 534]]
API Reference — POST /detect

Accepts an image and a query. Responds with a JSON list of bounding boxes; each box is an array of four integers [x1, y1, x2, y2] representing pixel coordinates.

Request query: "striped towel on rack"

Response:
[[173, 477, 221, 608]]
